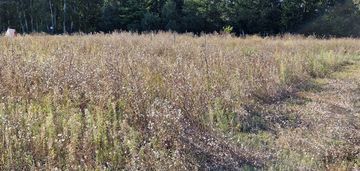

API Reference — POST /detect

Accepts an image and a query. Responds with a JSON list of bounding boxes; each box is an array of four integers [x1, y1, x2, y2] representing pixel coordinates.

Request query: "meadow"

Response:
[[0, 32, 359, 170]]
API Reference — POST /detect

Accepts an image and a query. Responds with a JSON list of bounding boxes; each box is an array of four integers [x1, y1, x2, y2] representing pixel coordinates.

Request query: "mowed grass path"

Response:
[[236, 61, 360, 170]]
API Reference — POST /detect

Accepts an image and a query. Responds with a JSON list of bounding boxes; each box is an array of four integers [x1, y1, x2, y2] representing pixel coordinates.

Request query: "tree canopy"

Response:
[[0, 0, 359, 36]]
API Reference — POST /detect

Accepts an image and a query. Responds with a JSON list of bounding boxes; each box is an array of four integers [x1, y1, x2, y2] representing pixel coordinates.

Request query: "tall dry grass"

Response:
[[0, 32, 359, 170]]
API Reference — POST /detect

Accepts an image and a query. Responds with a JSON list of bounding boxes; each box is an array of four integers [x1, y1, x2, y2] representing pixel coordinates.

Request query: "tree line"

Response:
[[1, 0, 360, 36]]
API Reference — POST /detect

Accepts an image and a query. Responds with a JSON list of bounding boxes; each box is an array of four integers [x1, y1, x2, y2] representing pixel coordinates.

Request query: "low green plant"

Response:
[[223, 25, 234, 34]]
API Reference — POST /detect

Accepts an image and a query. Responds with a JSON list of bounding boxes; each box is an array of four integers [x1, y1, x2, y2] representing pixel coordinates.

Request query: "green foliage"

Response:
[[223, 25, 233, 34], [1, 0, 360, 36], [141, 12, 161, 31], [208, 98, 238, 132], [161, 0, 179, 31], [299, 0, 360, 37]]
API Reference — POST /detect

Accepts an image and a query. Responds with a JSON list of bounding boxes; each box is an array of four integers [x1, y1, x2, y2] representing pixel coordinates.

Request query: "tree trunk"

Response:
[[30, 0, 34, 32], [63, 0, 67, 33], [17, 4, 25, 33], [49, 0, 55, 33], [23, 11, 28, 33]]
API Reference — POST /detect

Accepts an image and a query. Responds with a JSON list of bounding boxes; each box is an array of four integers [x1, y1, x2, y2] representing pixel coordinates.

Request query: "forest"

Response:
[[1, 0, 360, 36]]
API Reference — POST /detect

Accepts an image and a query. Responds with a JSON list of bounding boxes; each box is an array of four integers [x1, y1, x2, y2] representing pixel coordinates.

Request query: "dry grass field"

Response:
[[0, 32, 359, 170]]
